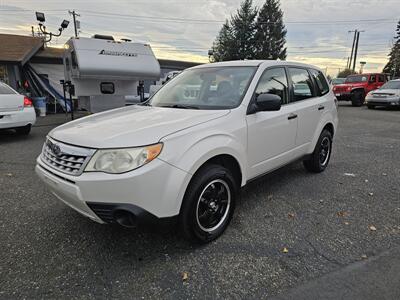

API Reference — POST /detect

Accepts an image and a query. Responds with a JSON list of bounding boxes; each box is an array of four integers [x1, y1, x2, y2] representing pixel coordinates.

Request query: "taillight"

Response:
[[24, 97, 33, 107]]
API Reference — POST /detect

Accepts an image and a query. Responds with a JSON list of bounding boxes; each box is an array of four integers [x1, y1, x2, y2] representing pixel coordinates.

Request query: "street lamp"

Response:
[[360, 61, 367, 74], [35, 11, 69, 43]]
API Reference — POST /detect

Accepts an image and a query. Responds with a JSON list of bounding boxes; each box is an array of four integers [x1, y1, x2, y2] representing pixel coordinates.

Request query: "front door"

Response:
[[246, 67, 298, 178]]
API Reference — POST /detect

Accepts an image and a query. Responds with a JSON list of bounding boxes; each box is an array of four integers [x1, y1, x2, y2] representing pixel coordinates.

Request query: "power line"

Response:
[[0, 8, 397, 25]]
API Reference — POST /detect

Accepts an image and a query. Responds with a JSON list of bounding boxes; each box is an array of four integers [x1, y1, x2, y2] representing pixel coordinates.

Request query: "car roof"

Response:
[[190, 60, 323, 72]]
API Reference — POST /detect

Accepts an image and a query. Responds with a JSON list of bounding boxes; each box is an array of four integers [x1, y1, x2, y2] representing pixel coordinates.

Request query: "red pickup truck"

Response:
[[333, 73, 390, 106]]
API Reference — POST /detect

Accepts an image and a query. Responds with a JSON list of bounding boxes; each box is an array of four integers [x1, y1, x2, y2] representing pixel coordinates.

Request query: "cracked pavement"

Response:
[[0, 104, 399, 299]]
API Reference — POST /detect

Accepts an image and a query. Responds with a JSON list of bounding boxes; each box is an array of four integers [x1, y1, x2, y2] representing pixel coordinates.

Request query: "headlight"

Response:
[[85, 143, 163, 174]]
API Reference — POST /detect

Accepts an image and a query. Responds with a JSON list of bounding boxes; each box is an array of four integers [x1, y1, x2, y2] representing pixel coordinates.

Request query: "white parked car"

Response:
[[36, 61, 338, 243], [0, 82, 36, 135], [365, 79, 400, 109]]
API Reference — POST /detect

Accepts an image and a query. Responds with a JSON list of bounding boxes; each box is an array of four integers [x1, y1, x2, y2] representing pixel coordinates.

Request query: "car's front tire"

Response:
[[303, 129, 333, 173], [15, 124, 31, 135], [180, 164, 237, 244]]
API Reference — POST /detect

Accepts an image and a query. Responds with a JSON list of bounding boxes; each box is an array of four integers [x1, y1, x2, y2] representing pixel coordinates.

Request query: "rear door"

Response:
[[287, 68, 327, 154], [377, 74, 386, 89], [0, 83, 23, 112], [367, 74, 379, 93]]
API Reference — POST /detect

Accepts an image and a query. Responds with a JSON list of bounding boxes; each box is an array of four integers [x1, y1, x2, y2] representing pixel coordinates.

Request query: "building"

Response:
[[0, 33, 201, 103]]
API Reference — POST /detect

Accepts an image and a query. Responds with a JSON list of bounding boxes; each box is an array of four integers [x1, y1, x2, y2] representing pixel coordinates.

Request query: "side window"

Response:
[[369, 75, 376, 83], [310, 69, 330, 96], [100, 82, 114, 94], [65, 57, 70, 72], [255, 67, 288, 104], [71, 51, 78, 69], [288, 68, 314, 102], [378, 74, 385, 83]]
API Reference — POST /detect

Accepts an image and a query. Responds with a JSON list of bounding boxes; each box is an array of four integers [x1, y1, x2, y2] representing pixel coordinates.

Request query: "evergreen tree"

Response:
[[337, 68, 357, 78], [230, 0, 258, 60], [211, 0, 257, 61], [383, 20, 400, 78], [254, 0, 287, 60], [211, 21, 236, 62]]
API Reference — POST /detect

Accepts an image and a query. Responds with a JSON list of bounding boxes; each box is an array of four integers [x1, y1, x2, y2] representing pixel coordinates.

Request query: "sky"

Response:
[[0, 0, 399, 76]]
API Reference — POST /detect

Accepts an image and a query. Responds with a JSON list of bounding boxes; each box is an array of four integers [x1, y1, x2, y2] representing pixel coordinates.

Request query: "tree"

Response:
[[254, 0, 287, 60], [383, 20, 400, 78], [230, 0, 258, 60], [211, 0, 260, 61], [337, 68, 357, 78], [210, 21, 236, 62]]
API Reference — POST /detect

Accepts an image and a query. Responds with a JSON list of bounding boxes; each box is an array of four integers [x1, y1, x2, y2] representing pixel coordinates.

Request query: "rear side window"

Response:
[[288, 68, 314, 102], [310, 69, 330, 96], [0, 83, 17, 94], [255, 67, 289, 104], [369, 75, 376, 83], [378, 74, 385, 82]]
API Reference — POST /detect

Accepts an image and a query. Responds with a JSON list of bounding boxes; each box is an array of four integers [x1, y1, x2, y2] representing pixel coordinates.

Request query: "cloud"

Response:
[[0, 0, 397, 74]]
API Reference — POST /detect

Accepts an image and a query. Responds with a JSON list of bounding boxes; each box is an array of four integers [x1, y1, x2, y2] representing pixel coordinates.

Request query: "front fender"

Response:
[[160, 132, 248, 186]]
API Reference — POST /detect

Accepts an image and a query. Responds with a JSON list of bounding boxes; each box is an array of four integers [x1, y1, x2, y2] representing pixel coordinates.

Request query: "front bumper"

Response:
[[334, 92, 352, 101], [36, 155, 191, 224], [365, 97, 400, 107]]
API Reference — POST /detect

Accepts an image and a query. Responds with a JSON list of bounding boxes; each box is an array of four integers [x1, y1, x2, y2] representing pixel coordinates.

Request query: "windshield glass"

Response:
[[149, 66, 256, 109], [345, 75, 368, 83], [0, 83, 17, 94], [380, 80, 400, 89], [332, 78, 345, 85]]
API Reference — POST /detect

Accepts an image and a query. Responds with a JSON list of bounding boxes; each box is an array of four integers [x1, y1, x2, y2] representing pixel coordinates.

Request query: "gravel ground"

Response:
[[0, 104, 399, 299]]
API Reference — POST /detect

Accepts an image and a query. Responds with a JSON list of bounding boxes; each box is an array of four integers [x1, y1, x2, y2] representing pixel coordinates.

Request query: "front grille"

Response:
[[41, 137, 96, 176], [335, 86, 348, 93]]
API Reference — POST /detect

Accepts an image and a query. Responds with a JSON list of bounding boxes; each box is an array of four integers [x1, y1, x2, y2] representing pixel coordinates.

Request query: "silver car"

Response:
[[365, 79, 400, 109]]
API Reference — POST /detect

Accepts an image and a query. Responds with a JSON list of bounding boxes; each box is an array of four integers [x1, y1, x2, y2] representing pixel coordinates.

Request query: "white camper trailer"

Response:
[[64, 35, 160, 112]]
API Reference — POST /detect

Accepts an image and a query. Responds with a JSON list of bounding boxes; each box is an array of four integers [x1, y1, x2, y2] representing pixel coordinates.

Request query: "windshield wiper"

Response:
[[159, 104, 199, 109]]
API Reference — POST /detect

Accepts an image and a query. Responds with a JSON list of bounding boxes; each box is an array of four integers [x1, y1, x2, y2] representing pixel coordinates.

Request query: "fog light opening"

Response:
[[113, 210, 137, 228]]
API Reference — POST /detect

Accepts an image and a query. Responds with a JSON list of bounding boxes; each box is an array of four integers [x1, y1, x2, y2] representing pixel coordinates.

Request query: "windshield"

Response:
[[345, 75, 368, 83], [332, 78, 345, 84], [0, 83, 17, 94], [149, 66, 256, 110], [380, 80, 400, 90]]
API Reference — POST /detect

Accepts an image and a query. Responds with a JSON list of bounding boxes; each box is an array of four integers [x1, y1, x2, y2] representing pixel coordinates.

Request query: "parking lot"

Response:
[[1, 104, 399, 299]]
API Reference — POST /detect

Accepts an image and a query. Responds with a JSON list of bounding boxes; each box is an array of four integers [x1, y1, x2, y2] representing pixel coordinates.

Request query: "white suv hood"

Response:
[[49, 105, 229, 148]]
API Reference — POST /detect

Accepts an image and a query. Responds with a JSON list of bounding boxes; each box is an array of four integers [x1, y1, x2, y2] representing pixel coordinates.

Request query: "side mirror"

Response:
[[255, 93, 281, 112]]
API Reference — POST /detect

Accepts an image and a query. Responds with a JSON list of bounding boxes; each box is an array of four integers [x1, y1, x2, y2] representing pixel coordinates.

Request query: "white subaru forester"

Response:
[[36, 60, 338, 243]]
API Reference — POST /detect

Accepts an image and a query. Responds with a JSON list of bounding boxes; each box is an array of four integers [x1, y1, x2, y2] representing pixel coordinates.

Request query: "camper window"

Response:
[[71, 51, 78, 69], [100, 82, 115, 94], [65, 57, 70, 72]]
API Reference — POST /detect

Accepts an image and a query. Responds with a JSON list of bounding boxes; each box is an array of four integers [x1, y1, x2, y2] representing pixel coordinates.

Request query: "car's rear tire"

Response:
[[303, 129, 333, 173], [15, 124, 31, 135], [367, 105, 375, 109], [351, 90, 364, 107], [180, 164, 237, 244]]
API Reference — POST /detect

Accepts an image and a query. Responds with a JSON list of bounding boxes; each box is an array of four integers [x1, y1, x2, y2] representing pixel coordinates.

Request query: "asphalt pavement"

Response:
[[0, 104, 399, 299]]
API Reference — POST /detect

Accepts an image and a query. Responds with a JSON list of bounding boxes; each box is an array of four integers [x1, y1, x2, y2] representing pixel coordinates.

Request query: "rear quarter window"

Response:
[[0, 83, 17, 95], [310, 69, 330, 96]]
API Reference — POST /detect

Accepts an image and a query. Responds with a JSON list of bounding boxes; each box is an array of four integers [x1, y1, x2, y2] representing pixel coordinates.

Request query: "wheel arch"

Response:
[[351, 87, 366, 95]]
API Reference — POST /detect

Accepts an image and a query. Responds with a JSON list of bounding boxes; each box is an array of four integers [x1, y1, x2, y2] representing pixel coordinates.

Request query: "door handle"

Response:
[[288, 113, 297, 120], [318, 105, 325, 111]]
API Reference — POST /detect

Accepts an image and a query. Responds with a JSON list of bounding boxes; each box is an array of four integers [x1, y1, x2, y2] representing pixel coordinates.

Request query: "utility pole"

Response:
[[348, 30, 358, 69], [68, 10, 80, 38], [353, 31, 364, 72]]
